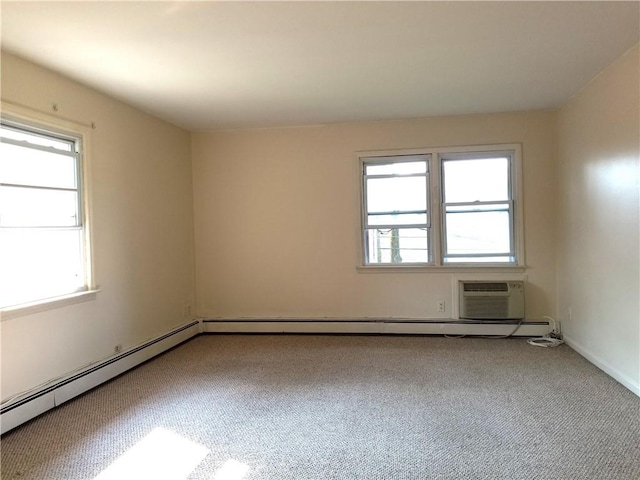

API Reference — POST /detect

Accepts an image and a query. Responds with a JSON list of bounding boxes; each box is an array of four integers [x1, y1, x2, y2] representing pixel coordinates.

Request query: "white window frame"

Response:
[[0, 106, 96, 318], [361, 154, 431, 265], [358, 143, 525, 270]]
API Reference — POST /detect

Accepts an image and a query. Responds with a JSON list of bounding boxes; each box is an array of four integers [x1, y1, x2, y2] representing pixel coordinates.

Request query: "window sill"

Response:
[[356, 265, 527, 273], [1, 289, 100, 321]]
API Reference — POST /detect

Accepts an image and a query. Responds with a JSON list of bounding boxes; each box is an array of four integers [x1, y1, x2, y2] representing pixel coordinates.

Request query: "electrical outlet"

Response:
[[184, 304, 192, 318], [114, 344, 122, 354], [437, 300, 446, 312]]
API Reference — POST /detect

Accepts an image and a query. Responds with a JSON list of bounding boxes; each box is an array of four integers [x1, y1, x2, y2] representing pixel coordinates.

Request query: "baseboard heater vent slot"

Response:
[[202, 317, 548, 337]]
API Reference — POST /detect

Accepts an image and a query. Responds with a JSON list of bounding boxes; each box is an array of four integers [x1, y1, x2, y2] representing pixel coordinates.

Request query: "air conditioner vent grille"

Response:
[[463, 296, 510, 319], [463, 282, 509, 292], [458, 280, 525, 320]]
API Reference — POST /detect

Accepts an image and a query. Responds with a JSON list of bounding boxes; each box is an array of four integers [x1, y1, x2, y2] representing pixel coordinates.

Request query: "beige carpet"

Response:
[[1, 334, 639, 479]]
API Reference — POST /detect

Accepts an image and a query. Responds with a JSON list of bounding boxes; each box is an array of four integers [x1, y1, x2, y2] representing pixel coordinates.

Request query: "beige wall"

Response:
[[556, 45, 640, 392], [1, 52, 196, 400], [5, 41, 636, 401], [192, 111, 557, 320]]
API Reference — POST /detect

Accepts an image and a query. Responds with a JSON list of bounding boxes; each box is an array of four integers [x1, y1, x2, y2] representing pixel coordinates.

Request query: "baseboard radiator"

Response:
[[1, 317, 550, 434], [0, 320, 200, 435], [202, 318, 550, 336]]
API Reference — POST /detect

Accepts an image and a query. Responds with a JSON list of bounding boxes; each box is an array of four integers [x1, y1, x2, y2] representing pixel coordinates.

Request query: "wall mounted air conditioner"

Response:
[[459, 281, 525, 320]]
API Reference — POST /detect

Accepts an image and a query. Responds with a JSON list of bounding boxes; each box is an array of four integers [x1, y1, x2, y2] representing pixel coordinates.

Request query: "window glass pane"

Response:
[[367, 212, 427, 226], [365, 161, 427, 176], [0, 228, 85, 308], [444, 256, 513, 263], [1, 125, 73, 152], [445, 211, 511, 255], [366, 177, 426, 214], [0, 142, 77, 189], [443, 157, 509, 203], [366, 228, 429, 264], [0, 186, 79, 227], [446, 203, 509, 213]]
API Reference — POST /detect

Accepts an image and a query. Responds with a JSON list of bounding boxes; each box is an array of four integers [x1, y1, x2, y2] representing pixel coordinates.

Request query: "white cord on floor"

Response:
[[526, 315, 564, 347], [527, 336, 564, 347]]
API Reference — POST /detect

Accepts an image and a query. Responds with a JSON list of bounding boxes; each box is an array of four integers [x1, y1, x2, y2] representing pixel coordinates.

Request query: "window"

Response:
[[0, 118, 89, 308], [441, 152, 515, 263], [360, 145, 522, 267], [362, 155, 430, 264]]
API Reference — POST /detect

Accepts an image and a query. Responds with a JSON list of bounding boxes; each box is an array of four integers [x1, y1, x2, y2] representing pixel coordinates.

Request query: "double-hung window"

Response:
[[441, 152, 515, 263], [360, 145, 522, 267], [0, 118, 89, 308], [362, 155, 430, 264]]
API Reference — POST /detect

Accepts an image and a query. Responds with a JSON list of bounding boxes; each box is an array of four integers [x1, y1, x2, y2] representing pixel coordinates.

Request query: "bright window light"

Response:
[[359, 147, 520, 266], [441, 154, 515, 263], [442, 157, 509, 203], [362, 155, 431, 264], [0, 120, 88, 308]]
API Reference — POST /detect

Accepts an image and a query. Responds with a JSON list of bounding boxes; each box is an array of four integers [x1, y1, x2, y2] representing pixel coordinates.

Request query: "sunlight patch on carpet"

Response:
[[94, 427, 209, 479], [212, 459, 251, 480]]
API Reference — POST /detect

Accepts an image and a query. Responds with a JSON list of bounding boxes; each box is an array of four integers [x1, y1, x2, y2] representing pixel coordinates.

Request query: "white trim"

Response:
[[356, 143, 525, 269], [1, 102, 97, 308], [1, 289, 100, 321], [0, 320, 200, 434], [202, 318, 549, 337], [439, 145, 523, 266], [563, 334, 640, 397], [512, 144, 525, 266], [0, 100, 95, 131], [356, 265, 527, 273]]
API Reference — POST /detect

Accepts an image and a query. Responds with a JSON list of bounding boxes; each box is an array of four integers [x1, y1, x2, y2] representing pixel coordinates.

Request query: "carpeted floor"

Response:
[[1, 334, 639, 479]]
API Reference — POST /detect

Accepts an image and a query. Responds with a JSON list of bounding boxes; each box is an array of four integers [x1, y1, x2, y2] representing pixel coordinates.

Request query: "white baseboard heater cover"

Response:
[[1, 315, 550, 434], [202, 318, 548, 336], [459, 280, 525, 320], [0, 320, 200, 434]]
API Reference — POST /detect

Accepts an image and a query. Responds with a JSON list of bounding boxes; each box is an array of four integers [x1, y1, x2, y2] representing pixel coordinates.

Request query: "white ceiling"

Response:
[[2, 1, 639, 131]]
